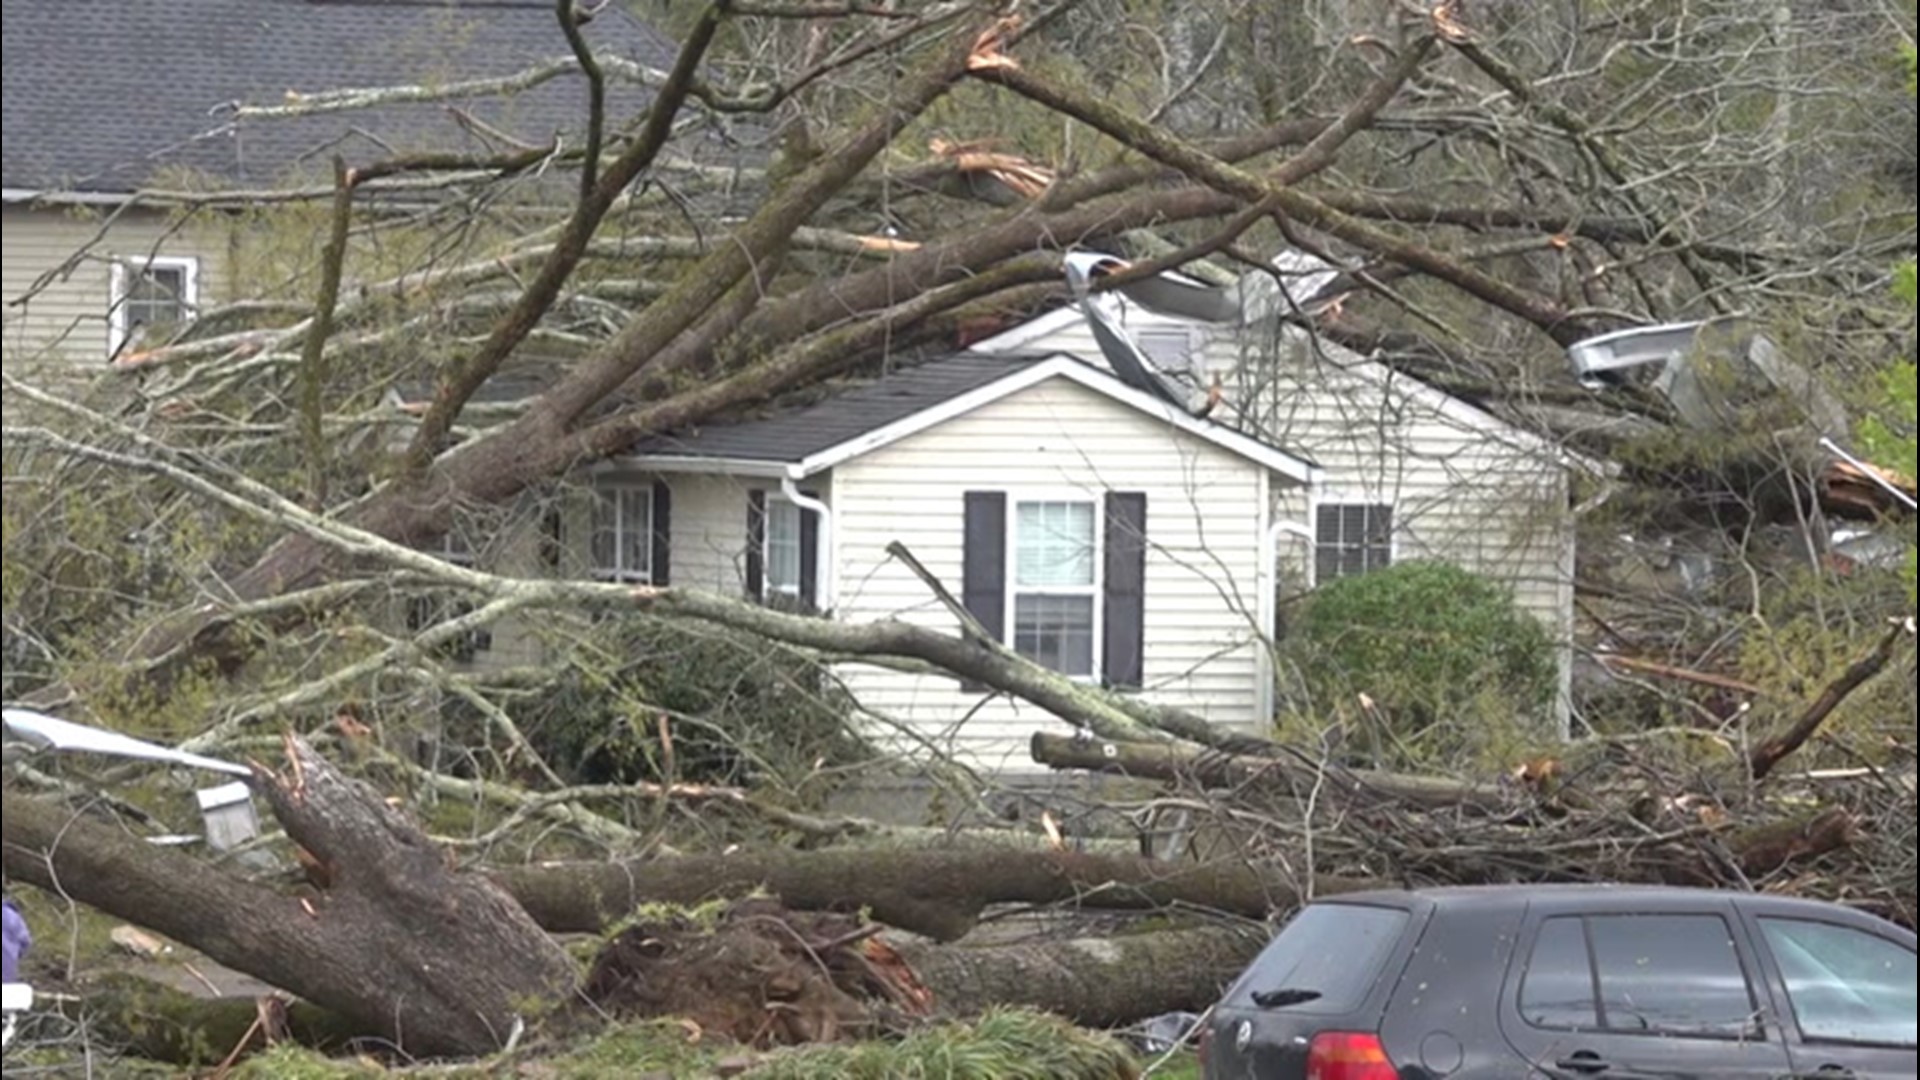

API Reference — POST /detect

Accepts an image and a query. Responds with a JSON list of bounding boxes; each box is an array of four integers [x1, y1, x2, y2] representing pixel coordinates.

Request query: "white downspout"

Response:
[[782, 471, 833, 612], [1258, 515, 1314, 727]]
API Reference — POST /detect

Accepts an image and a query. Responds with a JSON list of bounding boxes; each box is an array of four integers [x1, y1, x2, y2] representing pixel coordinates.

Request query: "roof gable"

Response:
[[971, 303, 1585, 470], [1, 0, 682, 195], [620, 353, 1318, 484]]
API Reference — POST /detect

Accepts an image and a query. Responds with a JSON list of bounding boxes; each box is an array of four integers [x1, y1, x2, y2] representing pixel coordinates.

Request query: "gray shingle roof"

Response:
[[2, 0, 691, 193], [626, 353, 1051, 464]]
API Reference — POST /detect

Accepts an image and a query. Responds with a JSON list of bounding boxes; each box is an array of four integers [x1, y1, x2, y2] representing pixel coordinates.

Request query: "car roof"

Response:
[[1317, 883, 1868, 917]]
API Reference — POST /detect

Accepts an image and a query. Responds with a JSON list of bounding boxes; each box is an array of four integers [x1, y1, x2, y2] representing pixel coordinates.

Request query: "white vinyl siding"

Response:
[[976, 307, 1576, 732], [833, 375, 1283, 772], [3, 206, 227, 375]]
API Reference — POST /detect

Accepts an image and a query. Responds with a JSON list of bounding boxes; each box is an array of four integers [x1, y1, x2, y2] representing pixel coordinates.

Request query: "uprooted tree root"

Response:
[[582, 898, 934, 1047]]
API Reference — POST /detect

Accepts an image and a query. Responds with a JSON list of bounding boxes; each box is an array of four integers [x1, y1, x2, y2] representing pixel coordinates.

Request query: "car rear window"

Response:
[[1223, 903, 1410, 1014]]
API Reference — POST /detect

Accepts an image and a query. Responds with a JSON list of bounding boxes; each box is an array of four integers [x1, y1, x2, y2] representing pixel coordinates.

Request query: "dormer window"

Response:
[[1134, 327, 1197, 375]]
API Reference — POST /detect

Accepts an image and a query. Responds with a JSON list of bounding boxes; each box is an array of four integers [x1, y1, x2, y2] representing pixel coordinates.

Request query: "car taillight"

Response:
[[1306, 1032, 1396, 1080]]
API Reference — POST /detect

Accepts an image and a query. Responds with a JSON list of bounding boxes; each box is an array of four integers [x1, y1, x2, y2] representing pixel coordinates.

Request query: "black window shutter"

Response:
[[745, 489, 766, 600], [650, 480, 672, 586], [960, 491, 1006, 691], [1103, 491, 1148, 690], [539, 506, 564, 572], [799, 492, 820, 613]]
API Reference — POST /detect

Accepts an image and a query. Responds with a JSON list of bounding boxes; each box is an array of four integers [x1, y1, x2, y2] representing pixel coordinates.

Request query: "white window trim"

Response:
[[1313, 500, 1397, 582], [1005, 493, 1104, 682], [590, 483, 654, 584], [762, 494, 805, 600], [108, 254, 200, 359]]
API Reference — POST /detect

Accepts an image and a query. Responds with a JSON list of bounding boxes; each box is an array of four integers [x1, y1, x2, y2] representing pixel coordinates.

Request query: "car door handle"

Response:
[[1554, 1052, 1613, 1074]]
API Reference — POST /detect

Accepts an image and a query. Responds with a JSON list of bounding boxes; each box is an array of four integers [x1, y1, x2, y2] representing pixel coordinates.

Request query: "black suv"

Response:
[[1201, 884, 1916, 1080]]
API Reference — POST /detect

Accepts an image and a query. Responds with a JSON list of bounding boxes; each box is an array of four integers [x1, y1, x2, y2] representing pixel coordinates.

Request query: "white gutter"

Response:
[[602, 454, 790, 479], [782, 469, 834, 613], [2, 187, 135, 207]]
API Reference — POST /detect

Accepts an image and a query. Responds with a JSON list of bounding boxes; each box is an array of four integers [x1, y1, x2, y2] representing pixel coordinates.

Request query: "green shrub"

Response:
[[1285, 560, 1558, 766]]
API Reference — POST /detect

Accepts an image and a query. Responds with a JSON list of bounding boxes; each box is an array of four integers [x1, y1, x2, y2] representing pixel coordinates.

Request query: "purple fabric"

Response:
[[2, 898, 28, 984]]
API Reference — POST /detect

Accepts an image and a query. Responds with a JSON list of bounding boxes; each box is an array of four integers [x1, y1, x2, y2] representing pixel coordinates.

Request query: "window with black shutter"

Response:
[[960, 490, 1147, 686], [751, 490, 821, 612]]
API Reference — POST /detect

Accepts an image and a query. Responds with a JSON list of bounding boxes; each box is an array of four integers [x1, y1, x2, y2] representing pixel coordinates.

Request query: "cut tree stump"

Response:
[[1, 736, 576, 1059]]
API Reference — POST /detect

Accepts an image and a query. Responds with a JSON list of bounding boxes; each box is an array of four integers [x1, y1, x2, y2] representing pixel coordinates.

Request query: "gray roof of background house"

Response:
[[626, 353, 1052, 464], [1, 0, 713, 194]]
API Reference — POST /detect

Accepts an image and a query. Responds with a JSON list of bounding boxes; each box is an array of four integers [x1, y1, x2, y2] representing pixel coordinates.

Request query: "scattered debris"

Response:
[[110, 925, 171, 960]]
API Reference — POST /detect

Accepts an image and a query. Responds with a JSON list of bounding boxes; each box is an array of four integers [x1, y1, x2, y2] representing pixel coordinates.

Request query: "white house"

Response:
[[1, 0, 679, 376], [585, 351, 1320, 771], [967, 280, 1583, 726]]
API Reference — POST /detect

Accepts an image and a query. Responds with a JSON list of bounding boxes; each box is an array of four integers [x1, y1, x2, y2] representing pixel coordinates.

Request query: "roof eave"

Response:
[[792, 355, 1317, 484], [600, 454, 795, 479], [2, 187, 134, 207]]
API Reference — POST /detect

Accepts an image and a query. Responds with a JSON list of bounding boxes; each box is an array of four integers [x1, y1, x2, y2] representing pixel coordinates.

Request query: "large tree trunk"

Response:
[[1029, 732, 1518, 812], [1, 738, 575, 1059], [493, 848, 1377, 942], [900, 925, 1265, 1027]]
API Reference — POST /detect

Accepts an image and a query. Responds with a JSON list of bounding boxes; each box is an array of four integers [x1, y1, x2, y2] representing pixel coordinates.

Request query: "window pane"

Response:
[[592, 487, 649, 581], [1315, 504, 1392, 582], [1522, 917, 1600, 1030], [621, 488, 651, 581], [124, 265, 188, 331], [1013, 595, 1094, 675], [1588, 915, 1758, 1037], [1761, 919, 1917, 1047], [591, 493, 618, 573], [1016, 501, 1094, 587], [1222, 903, 1409, 1014], [766, 500, 802, 594]]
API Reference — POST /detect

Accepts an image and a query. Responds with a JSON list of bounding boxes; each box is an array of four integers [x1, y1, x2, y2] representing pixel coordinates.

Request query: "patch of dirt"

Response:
[[582, 898, 932, 1049]]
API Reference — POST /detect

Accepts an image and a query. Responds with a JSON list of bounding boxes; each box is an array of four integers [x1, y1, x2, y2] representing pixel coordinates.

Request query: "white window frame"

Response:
[[108, 254, 199, 358], [762, 495, 805, 600], [1006, 495, 1103, 680], [1314, 501, 1395, 582], [590, 483, 654, 583]]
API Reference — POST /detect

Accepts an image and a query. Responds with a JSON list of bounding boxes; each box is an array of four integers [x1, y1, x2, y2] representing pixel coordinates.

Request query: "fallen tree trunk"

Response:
[[898, 924, 1265, 1027], [1030, 732, 1518, 813], [493, 848, 1378, 942], [54, 973, 362, 1066], [1, 738, 576, 1059], [583, 895, 1267, 1046]]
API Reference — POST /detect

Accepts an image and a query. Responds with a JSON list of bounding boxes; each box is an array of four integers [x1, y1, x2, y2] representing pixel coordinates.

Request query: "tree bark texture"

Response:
[[1, 738, 576, 1059], [898, 924, 1266, 1028], [1029, 732, 1517, 813], [492, 847, 1377, 942]]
